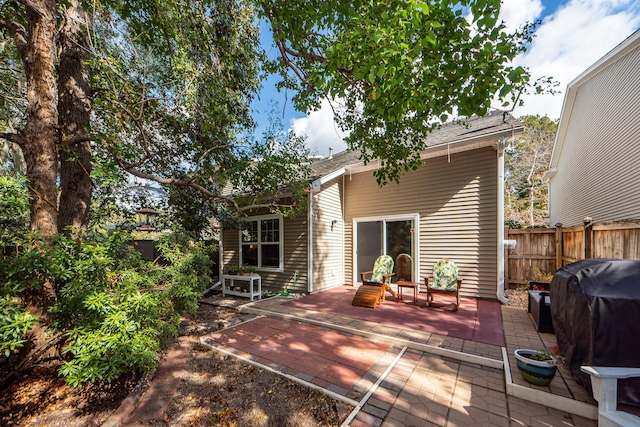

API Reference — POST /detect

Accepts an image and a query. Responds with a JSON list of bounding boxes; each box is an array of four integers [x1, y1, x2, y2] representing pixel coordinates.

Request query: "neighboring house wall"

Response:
[[344, 146, 498, 300], [548, 31, 640, 227], [311, 177, 345, 291], [221, 213, 309, 293]]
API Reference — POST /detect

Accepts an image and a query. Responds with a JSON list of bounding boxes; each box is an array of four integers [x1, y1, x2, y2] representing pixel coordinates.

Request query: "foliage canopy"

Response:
[[262, 0, 542, 183], [505, 115, 558, 227]]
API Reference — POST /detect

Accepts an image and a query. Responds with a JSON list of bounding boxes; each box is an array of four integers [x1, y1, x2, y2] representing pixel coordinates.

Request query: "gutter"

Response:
[[307, 191, 313, 293]]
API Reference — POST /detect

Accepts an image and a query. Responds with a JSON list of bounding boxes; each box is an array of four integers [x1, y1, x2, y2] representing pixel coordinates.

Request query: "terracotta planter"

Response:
[[514, 349, 557, 386]]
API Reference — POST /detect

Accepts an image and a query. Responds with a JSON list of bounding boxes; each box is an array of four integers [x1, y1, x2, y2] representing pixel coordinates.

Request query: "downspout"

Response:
[[307, 191, 313, 293], [497, 136, 509, 304], [219, 226, 224, 282]]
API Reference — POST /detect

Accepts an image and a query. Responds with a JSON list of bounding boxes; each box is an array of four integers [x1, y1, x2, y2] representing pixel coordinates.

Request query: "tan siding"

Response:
[[550, 43, 640, 226], [222, 229, 239, 265], [312, 177, 346, 290], [344, 147, 498, 299], [221, 212, 308, 293], [279, 214, 308, 293]]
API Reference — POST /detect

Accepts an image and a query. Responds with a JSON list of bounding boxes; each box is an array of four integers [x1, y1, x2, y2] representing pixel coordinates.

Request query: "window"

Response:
[[240, 215, 283, 270]]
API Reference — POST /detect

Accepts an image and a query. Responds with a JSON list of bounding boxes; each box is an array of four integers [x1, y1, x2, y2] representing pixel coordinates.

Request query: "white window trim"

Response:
[[239, 214, 284, 273]]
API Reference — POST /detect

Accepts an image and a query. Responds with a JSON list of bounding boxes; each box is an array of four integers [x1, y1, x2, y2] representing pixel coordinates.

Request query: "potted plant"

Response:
[[514, 348, 560, 386], [224, 264, 239, 275], [244, 266, 256, 276]]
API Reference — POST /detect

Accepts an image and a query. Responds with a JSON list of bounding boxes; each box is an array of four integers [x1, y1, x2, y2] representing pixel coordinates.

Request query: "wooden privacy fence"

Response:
[[505, 220, 640, 287]]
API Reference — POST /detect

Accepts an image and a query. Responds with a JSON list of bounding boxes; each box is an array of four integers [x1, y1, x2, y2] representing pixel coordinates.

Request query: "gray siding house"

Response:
[[221, 111, 523, 301], [545, 29, 640, 227]]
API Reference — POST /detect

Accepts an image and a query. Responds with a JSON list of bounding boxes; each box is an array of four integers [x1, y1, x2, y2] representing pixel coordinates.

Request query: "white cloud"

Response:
[[499, 0, 544, 32], [290, 98, 349, 156], [514, 0, 640, 119]]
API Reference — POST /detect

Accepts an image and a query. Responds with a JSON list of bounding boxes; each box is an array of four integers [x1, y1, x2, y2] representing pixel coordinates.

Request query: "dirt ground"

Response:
[[0, 296, 349, 427]]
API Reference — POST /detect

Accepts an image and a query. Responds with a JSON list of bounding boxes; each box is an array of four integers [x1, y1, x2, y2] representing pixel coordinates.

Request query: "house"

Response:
[[220, 111, 523, 301], [545, 29, 640, 227]]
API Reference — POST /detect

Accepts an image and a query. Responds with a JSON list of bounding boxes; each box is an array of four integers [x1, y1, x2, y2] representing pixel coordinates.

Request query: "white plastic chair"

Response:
[[581, 366, 640, 427]]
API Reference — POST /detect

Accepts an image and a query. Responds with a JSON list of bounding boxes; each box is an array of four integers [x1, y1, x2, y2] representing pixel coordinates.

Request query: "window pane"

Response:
[[242, 244, 258, 266], [242, 221, 258, 242], [261, 244, 279, 267], [261, 219, 279, 243]]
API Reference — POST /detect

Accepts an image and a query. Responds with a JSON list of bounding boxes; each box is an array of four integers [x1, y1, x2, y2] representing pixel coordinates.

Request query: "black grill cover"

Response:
[[550, 258, 640, 410]]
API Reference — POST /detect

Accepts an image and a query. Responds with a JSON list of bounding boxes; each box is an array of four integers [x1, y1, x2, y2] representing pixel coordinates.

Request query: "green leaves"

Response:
[[504, 115, 558, 227], [0, 176, 30, 244], [263, 0, 538, 184], [1, 227, 212, 385], [52, 231, 212, 385], [0, 296, 36, 357]]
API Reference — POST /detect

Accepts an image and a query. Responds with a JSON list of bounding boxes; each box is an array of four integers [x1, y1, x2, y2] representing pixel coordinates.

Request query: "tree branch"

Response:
[[0, 18, 29, 56], [0, 131, 24, 146], [61, 133, 93, 146], [115, 154, 298, 214]]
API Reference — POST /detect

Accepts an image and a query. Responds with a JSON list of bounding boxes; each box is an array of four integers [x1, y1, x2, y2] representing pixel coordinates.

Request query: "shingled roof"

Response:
[[309, 110, 522, 179]]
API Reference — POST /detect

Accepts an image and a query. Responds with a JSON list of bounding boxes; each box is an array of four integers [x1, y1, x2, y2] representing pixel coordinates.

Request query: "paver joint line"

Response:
[[341, 347, 408, 427]]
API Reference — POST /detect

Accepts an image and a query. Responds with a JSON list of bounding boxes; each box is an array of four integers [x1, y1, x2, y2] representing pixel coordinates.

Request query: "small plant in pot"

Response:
[[514, 347, 561, 386], [244, 266, 256, 276], [224, 264, 239, 275]]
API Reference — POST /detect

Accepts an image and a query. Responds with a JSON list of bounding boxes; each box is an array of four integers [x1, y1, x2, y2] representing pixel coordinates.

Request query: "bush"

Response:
[[0, 176, 30, 245], [504, 219, 524, 229], [0, 176, 34, 358], [55, 231, 213, 386], [0, 229, 213, 386], [0, 296, 36, 357]]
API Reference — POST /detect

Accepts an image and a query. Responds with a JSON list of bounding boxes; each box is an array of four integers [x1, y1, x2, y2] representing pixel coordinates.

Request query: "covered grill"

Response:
[[550, 258, 640, 410]]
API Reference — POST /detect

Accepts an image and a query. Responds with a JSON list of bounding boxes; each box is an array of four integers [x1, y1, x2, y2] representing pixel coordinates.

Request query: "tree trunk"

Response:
[[57, 2, 94, 232], [19, 1, 59, 241], [15, 0, 59, 321]]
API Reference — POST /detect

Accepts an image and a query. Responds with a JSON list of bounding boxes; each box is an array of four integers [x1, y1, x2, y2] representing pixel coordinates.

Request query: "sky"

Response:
[[251, 0, 640, 157]]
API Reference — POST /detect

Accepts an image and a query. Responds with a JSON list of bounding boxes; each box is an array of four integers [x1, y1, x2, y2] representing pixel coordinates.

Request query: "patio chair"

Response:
[[424, 258, 463, 311], [352, 255, 396, 308], [395, 253, 413, 281]]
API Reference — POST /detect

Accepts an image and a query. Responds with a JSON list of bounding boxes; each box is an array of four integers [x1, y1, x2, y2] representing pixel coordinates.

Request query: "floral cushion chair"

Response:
[[352, 255, 396, 308], [424, 258, 463, 311]]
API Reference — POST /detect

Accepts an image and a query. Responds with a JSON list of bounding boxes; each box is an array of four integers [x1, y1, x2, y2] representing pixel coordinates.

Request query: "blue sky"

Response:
[[251, 0, 640, 156]]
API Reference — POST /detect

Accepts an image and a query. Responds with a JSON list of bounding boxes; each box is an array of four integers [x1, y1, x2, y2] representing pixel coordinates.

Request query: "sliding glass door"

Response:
[[356, 217, 416, 283]]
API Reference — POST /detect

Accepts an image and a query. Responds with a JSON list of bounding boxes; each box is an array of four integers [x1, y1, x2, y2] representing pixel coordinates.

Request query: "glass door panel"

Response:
[[357, 221, 382, 280], [386, 220, 414, 281]]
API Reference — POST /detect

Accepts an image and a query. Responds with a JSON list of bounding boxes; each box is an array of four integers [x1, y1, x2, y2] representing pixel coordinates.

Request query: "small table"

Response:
[[396, 281, 418, 305], [222, 274, 262, 301]]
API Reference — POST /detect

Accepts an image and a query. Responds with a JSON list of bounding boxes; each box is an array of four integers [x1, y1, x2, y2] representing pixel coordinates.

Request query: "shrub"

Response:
[[1, 229, 213, 386], [0, 176, 34, 358], [0, 176, 30, 245], [0, 295, 36, 357], [54, 231, 213, 386]]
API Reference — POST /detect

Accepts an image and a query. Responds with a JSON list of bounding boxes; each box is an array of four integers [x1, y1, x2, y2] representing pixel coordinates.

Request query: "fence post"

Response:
[[555, 223, 563, 270], [584, 217, 593, 259]]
